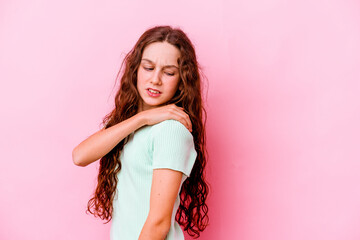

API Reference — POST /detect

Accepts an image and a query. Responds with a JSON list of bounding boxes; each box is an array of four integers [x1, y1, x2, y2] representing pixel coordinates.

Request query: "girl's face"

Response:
[[137, 41, 181, 112]]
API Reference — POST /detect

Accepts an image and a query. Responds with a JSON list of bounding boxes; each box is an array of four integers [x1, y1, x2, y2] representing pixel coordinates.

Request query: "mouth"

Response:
[[147, 88, 161, 93], [147, 88, 161, 97]]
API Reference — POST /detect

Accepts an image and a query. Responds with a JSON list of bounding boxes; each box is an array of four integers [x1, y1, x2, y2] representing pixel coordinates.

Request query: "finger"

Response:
[[178, 108, 192, 130], [168, 108, 192, 132], [183, 114, 192, 132], [175, 109, 192, 132]]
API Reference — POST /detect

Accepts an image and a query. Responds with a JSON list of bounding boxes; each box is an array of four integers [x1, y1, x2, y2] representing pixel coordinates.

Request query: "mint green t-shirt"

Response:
[[110, 119, 197, 240]]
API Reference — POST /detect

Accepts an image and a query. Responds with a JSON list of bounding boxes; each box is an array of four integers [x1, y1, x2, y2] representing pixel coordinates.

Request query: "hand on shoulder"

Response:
[[137, 104, 192, 132]]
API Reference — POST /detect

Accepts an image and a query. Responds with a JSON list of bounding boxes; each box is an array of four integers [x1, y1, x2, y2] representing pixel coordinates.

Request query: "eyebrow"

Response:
[[141, 58, 179, 69]]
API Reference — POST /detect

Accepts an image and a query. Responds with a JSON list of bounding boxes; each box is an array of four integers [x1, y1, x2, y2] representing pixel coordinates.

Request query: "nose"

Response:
[[150, 70, 162, 85]]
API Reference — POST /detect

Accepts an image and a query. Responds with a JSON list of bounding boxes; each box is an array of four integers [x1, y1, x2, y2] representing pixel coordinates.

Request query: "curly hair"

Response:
[[86, 25, 209, 238]]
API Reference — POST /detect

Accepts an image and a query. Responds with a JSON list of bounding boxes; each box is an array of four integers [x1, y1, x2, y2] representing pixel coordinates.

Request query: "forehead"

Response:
[[142, 42, 180, 66]]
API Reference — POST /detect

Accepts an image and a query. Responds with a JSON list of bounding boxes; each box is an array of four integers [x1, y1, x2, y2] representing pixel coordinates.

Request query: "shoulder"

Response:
[[150, 119, 193, 140], [150, 120, 198, 177], [151, 119, 189, 132]]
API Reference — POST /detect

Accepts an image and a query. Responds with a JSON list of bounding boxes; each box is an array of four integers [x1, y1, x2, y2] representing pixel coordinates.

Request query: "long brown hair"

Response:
[[86, 25, 209, 238]]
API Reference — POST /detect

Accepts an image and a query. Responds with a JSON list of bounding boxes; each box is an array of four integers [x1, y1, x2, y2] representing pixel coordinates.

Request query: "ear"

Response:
[[178, 82, 184, 91]]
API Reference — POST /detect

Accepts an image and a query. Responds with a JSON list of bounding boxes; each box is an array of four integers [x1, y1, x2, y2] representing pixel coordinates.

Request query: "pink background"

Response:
[[1, 0, 360, 239]]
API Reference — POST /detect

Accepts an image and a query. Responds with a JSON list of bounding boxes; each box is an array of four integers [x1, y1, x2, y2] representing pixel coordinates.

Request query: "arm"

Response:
[[138, 169, 183, 240], [72, 114, 146, 167], [72, 104, 192, 167]]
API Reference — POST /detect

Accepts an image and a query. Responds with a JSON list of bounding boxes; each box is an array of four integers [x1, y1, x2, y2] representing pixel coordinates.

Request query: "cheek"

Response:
[[137, 69, 147, 85], [167, 79, 181, 93]]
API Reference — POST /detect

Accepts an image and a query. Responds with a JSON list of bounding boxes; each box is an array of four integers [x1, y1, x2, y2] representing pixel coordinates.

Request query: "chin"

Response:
[[143, 100, 164, 108], [144, 96, 165, 104]]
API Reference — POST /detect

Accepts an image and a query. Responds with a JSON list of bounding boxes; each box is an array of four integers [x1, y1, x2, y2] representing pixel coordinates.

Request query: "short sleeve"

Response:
[[151, 119, 197, 177]]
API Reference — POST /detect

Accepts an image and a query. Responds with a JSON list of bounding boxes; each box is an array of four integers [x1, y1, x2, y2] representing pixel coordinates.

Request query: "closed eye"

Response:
[[165, 72, 175, 76], [143, 66, 154, 71]]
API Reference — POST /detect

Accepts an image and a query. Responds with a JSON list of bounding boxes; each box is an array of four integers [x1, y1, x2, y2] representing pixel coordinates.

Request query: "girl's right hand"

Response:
[[138, 104, 192, 132]]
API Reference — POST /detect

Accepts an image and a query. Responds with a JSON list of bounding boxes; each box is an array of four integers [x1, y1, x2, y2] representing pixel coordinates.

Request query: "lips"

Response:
[[147, 88, 161, 93]]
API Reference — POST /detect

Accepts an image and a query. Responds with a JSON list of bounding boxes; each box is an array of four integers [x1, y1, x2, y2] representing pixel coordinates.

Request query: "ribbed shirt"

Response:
[[110, 119, 197, 240]]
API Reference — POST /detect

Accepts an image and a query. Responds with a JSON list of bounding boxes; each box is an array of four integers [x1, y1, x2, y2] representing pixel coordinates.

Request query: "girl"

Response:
[[72, 25, 209, 240]]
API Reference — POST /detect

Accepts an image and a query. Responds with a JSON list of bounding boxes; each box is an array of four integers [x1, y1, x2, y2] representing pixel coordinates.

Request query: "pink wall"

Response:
[[1, 0, 359, 239]]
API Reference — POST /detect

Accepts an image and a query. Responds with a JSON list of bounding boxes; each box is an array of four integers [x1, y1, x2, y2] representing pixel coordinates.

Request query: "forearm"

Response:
[[72, 113, 146, 167], [138, 218, 170, 240]]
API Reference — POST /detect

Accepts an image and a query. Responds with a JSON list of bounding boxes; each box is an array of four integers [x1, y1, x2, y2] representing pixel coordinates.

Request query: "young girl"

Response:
[[72, 25, 209, 240]]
